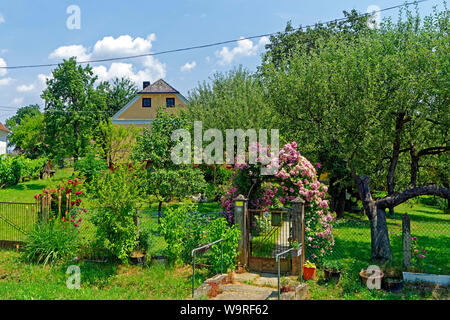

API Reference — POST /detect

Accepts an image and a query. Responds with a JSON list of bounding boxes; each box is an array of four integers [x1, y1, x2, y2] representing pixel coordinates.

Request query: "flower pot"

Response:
[[359, 270, 384, 288], [324, 268, 341, 283], [382, 277, 403, 293], [303, 265, 316, 280], [130, 252, 146, 265]]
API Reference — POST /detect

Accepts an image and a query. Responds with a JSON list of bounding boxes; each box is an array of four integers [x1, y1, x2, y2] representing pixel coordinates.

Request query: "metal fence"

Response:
[[137, 210, 226, 257], [313, 216, 450, 275], [0, 202, 40, 243]]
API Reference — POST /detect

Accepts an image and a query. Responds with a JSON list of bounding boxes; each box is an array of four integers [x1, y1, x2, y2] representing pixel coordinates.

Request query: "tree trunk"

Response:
[[158, 200, 163, 224], [335, 187, 346, 219], [355, 176, 392, 263], [387, 113, 408, 216]]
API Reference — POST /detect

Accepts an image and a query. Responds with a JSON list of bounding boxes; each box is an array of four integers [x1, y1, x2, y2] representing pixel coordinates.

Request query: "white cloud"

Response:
[[37, 73, 52, 86], [17, 84, 35, 92], [12, 97, 24, 105], [0, 77, 13, 86], [48, 34, 166, 86], [0, 13, 5, 24], [216, 36, 270, 65], [49, 44, 92, 61], [92, 58, 166, 84], [180, 61, 196, 72], [0, 58, 7, 77], [93, 34, 156, 57]]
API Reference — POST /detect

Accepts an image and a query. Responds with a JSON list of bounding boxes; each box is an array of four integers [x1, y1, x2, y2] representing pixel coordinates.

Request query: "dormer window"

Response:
[[166, 98, 175, 108], [142, 98, 152, 108]]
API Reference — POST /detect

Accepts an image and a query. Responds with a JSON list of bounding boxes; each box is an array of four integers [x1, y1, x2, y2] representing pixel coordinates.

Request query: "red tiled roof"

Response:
[[0, 123, 10, 133]]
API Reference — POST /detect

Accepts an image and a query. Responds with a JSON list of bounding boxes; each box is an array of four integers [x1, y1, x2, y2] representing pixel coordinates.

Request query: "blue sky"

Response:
[[0, 0, 441, 123]]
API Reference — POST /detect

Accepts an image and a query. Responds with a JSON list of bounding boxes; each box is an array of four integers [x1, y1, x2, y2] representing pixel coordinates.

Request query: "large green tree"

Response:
[[41, 58, 100, 161], [132, 110, 206, 220], [262, 7, 449, 262]]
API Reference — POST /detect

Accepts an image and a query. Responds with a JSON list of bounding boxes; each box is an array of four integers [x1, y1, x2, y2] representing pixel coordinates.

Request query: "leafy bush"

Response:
[[160, 204, 240, 271], [0, 155, 23, 187], [0, 155, 46, 187], [205, 217, 240, 273], [89, 164, 145, 263], [160, 204, 208, 264], [74, 152, 107, 182], [22, 220, 80, 266]]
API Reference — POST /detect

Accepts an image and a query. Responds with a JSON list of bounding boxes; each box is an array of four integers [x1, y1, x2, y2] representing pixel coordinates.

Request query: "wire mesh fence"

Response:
[[312, 215, 450, 275], [0, 202, 39, 242]]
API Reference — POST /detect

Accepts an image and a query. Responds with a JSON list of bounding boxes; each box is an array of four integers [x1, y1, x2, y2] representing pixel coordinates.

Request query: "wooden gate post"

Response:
[[233, 195, 248, 270], [402, 213, 411, 270], [291, 197, 305, 277]]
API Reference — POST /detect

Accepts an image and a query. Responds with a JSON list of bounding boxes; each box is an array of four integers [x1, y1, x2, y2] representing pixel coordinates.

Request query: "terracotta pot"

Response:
[[360, 270, 384, 287], [303, 265, 316, 280]]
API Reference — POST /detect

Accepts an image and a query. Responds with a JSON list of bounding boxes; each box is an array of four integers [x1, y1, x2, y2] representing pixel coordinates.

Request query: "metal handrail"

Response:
[[275, 246, 303, 300], [191, 238, 224, 298]]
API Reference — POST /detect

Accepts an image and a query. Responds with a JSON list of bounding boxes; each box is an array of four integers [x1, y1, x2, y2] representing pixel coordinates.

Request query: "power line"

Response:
[[0, 0, 431, 71]]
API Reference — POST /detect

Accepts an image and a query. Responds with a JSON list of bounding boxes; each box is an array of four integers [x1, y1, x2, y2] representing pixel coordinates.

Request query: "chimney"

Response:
[[143, 81, 150, 89]]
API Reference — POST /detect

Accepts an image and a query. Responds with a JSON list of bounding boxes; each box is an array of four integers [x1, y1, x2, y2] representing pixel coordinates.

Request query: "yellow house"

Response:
[[112, 79, 188, 127]]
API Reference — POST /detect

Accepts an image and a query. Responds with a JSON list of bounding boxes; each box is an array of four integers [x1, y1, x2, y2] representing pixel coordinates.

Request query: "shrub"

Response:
[[74, 152, 107, 182], [89, 164, 145, 263], [160, 204, 208, 264], [205, 217, 240, 273], [22, 219, 80, 266]]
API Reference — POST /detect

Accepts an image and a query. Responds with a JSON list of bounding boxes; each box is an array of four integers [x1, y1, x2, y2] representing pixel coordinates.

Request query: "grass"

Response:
[[0, 250, 208, 300], [305, 263, 449, 300], [0, 168, 74, 203], [327, 196, 450, 275]]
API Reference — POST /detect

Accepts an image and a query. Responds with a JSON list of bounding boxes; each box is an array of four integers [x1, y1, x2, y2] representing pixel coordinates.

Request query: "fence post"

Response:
[[402, 213, 411, 270], [233, 195, 248, 270], [134, 210, 141, 239], [291, 197, 305, 279]]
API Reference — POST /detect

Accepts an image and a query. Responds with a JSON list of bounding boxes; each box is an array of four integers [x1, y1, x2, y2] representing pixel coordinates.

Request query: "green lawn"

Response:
[[0, 168, 74, 203], [326, 196, 450, 275], [0, 250, 207, 300]]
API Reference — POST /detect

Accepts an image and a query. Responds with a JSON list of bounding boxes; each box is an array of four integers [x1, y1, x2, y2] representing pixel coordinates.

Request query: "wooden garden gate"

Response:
[[233, 195, 305, 275]]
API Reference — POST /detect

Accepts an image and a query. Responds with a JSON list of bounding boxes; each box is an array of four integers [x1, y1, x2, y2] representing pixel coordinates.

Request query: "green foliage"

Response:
[[89, 164, 145, 263], [159, 204, 207, 264], [322, 260, 343, 271], [22, 221, 80, 266], [7, 112, 45, 158], [0, 155, 45, 188], [41, 58, 101, 160], [159, 205, 240, 272], [304, 260, 316, 269], [74, 150, 108, 182], [205, 217, 240, 273], [186, 67, 279, 135], [132, 111, 206, 206], [5, 104, 41, 129]]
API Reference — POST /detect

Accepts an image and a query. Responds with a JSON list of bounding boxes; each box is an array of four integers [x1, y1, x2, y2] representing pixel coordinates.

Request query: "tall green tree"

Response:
[[7, 113, 45, 158], [132, 110, 206, 219], [186, 67, 279, 134], [262, 7, 449, 262], [5, 104, 41, 130], [41, 58, 100, 161]]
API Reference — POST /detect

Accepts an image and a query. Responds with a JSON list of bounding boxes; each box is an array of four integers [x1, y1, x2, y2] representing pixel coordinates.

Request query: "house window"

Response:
[[142, 98, 152, 108], [166, 98, 175, 108]]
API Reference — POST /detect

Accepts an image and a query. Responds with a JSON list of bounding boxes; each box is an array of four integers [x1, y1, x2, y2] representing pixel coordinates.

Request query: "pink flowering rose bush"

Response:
[[221, 142, 335, 263]]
